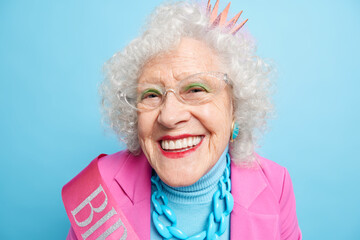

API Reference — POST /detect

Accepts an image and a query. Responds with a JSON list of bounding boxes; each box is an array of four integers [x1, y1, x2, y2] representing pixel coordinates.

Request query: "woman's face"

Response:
[[137, 37, 233, 187]]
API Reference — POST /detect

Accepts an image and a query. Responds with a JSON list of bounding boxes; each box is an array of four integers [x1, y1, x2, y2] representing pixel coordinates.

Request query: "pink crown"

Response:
[[206, 0, 248, 35]]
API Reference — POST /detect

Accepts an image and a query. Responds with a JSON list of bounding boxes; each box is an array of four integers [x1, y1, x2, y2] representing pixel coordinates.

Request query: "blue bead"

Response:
[[152, 212, 172, 239], [151, 176, 162, 190], [226, 178, 232, 191], [213, 233, 220, 240], [150, 175, 157, 183], [151, 192, 163, 214], [217, 215, 226, 235], [156, 191, 168, 205], [168, 226, 188, 239], [226, 153, 231, 166], [212, 191, 221, 222], [162, 205, 177, 224], [224, 167, 230, 181], [206, 213, 216, 240], [219, 180, 226, 198], [224, 192, 234, 215], [188, 231, 206, 240]]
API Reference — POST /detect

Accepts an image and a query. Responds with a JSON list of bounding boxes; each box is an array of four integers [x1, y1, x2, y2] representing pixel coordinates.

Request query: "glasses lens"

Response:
[[179, 72, 226, 105], [122, 84, 164, 110], [137, 84, 163, 109]]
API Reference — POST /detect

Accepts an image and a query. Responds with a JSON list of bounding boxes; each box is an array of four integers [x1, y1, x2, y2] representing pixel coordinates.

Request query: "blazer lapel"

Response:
[[230, 161, 279, 239], [230, 161, 267, 209], [114, 152, 152, 240]]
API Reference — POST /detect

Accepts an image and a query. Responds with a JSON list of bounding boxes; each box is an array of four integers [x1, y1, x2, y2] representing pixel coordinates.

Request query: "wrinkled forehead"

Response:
[[138, 38, 224, 84]]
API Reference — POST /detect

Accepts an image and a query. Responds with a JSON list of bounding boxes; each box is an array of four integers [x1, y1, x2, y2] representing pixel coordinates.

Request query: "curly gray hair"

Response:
[[100, 1, 273, 164]]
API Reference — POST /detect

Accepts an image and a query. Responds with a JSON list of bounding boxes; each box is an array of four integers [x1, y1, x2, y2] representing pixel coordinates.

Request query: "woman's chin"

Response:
[[149, 140, 212, 187]]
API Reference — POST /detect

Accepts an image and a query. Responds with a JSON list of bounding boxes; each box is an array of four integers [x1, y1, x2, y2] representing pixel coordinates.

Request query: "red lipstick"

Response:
[[158, 135, 204, 159]]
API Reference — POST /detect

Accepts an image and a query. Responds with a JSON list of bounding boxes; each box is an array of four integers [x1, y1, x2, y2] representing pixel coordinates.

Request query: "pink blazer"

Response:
[[65, 150, 301, 239]]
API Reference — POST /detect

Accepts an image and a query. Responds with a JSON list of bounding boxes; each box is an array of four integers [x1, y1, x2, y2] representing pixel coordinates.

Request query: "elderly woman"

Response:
[[62, 1, 301, 239]]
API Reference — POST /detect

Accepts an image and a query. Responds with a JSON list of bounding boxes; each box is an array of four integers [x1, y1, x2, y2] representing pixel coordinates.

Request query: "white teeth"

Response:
[[161, 136, 202, 151], [188, 137, 193, 146], [183, 138, 187, 146], [169, 141, 175, 150], [175, 139, 182, 149], [193, 136, 200, 145]]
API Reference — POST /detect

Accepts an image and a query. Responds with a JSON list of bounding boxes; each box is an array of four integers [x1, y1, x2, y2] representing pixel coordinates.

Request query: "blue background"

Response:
[[1, 0, 359, 239]]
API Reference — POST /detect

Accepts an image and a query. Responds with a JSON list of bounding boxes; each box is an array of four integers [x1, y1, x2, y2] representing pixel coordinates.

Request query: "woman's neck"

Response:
[[158, 145, 229, 204]]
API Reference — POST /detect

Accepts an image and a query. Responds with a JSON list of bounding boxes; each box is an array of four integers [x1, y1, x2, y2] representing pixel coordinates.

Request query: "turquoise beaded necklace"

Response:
[[151, 153, 234, 240]]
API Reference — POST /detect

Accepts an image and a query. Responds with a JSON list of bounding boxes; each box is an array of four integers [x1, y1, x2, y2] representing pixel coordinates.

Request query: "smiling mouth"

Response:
[[160, 136, 203, 152]]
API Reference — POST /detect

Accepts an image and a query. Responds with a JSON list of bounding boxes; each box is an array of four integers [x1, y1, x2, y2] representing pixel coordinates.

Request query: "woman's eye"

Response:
[[184, 83, 210, 94], [187, 87, 207, 93], [143, 93, 159, 99], [140, 90, 161, 100]]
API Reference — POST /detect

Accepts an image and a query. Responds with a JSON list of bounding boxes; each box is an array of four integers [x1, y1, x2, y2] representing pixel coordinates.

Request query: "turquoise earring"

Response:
[[230, 121, 239, 142]]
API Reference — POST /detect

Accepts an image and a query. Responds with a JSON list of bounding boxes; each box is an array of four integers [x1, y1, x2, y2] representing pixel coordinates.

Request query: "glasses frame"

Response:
[[118, 72, 232, 112]]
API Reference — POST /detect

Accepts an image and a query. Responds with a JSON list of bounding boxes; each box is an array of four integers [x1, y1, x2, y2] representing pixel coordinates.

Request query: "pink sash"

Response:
[[62, 155, 139, 240]]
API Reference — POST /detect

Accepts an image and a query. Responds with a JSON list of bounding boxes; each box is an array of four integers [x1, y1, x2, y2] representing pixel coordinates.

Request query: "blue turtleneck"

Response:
[[150, 145, 230, 239]]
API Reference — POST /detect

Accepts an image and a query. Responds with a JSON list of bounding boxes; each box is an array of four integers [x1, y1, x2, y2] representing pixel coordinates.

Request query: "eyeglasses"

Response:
[[118, 72, 231, 111]]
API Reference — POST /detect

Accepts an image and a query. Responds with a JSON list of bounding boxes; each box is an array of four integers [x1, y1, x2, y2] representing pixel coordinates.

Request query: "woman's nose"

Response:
[[157, 91, 191, 128]]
